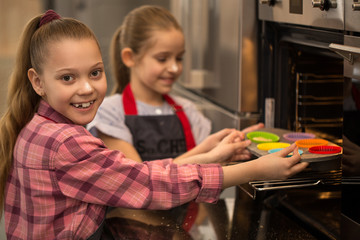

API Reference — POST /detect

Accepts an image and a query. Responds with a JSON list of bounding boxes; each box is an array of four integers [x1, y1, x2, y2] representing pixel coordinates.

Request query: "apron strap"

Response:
[[163, 94, 199, 232], [122, 84, 196, 150], [163, 94, 196, 150], [123, 84, 138, 115]]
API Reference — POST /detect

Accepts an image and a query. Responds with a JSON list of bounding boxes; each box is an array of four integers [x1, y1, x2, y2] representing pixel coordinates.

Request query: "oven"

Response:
[[339, 1, 360, 239], [230, 1, 360, 239]]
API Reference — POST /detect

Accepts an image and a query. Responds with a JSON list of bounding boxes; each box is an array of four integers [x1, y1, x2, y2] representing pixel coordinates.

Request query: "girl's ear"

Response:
[[121, 47, 135, 67], [28, 68, 45, 96]]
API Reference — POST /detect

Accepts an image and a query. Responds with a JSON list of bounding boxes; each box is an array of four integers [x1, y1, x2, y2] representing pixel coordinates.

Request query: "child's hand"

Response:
[[240, 122, 265, 135], [174, 129, 252, 165], [207, 130, 252, 164], [196, 123, 264, 155], [197, 128, 242, 154], [253, 144, 309, 180]]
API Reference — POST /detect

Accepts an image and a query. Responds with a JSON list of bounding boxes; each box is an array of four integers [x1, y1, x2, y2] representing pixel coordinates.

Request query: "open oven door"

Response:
[[330, 34, 360, 239]]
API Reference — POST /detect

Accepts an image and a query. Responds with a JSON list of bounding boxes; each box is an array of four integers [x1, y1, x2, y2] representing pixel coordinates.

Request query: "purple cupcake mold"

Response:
[[283, 132, 316, 142]]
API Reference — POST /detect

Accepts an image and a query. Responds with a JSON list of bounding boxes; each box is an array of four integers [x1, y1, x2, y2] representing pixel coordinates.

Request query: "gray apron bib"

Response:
[[125, 115, 186, 161], [122, 85, 195, 161]]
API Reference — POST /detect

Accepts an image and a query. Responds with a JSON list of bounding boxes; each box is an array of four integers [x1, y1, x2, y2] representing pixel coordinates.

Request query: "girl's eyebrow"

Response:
[[92, 62, 104, 68], [154, 50, 185, 56], [55, 62, 104, 73], [178, 50, 186, 55]]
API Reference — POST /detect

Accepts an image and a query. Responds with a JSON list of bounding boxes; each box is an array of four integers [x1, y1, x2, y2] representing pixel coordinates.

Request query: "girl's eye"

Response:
[[176, 57, 183, 62], [90, 70, 102, 78], [89, 69, 104, 80], [61, 75, 73, 82], [157, 57, 167, 63]]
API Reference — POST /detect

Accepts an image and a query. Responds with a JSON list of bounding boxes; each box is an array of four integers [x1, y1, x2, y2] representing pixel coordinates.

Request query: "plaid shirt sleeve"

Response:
[[53, 128, 223, 209]]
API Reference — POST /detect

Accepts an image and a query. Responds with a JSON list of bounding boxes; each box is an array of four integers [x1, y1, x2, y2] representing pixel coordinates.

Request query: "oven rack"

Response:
[[239, 169, 341, 199], [342, 176, 360, 185], [295, 72, 343, 133]]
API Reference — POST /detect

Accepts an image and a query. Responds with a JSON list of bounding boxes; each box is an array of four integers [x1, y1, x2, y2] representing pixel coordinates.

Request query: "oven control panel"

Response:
[[259, 0, 344, 30], [259, 0, 279, 6], [354, 0, 360, 11], [312, 0, 337, 11], [345, 0, 360, 32]]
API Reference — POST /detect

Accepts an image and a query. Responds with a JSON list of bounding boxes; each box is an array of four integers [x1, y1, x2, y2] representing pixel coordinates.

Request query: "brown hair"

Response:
[[110, 5, 182, 94], [0, 12, 99, 217]]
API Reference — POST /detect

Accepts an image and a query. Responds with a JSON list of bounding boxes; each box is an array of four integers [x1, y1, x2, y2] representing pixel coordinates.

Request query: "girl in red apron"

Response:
[[87, 4, 210, 234]]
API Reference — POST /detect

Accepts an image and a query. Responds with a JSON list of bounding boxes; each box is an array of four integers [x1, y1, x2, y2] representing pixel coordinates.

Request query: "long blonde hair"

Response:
[[110, 5, 182, 94], [0, 12, 99, 217]]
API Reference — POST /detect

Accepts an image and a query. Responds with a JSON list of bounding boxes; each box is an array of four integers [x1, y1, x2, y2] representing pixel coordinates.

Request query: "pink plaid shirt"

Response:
[[5, 100, 223, 240]]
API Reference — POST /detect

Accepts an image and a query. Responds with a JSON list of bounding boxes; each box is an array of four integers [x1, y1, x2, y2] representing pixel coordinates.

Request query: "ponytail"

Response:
[[110, 26, 130, 94], [0, 15, 42, 217]]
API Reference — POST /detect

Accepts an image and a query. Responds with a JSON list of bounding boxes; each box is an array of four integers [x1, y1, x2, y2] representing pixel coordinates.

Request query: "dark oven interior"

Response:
[[259, 22, 344, 144]]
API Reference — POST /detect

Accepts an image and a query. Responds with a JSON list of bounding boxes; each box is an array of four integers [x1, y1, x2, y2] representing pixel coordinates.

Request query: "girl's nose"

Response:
[[168, 62, 179, 73], [78, 80, 94, 95]]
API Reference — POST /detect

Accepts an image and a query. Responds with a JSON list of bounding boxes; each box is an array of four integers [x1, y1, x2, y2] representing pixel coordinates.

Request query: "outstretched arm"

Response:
[[222, 144, 309, 188]]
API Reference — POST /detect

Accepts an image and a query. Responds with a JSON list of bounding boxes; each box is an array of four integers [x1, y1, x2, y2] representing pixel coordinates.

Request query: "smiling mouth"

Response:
[[160, 77, 176, 82], [71, 100, 95, 109]]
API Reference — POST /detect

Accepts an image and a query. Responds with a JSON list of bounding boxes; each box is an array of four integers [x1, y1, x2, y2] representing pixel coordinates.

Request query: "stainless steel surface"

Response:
[[172, 84, 259, 132], [353, 2, 360, 11], [251, 179, 322, 191], [239, 169, 341, 199], [329, 42, 360, 64], [239, 179, 322, 199], [312, 0, 337, 10], [238, 167, 341, 198], [259, 0, 344, 30], [265, 98, 275, 128], [171, 0, 258, 117], [342, 36, 360, 79], [345, 0, 360, 31], [260, 0, 272, 5]]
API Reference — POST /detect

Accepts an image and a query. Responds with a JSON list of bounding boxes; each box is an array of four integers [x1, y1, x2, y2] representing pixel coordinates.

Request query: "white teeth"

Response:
[[72, 101, 94, 109]]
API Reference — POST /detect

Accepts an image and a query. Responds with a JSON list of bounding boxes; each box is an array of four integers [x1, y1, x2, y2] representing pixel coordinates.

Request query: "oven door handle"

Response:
[[329, 43, 360, 64]]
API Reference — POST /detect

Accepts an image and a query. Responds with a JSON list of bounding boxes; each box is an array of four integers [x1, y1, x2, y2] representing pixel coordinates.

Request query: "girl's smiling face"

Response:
[[129, 28, 185, 103], [28, 38, 107, 125]]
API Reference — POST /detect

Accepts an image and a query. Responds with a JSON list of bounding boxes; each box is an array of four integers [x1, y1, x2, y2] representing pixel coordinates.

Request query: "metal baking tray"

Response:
[[246, 128, 342, 163]]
